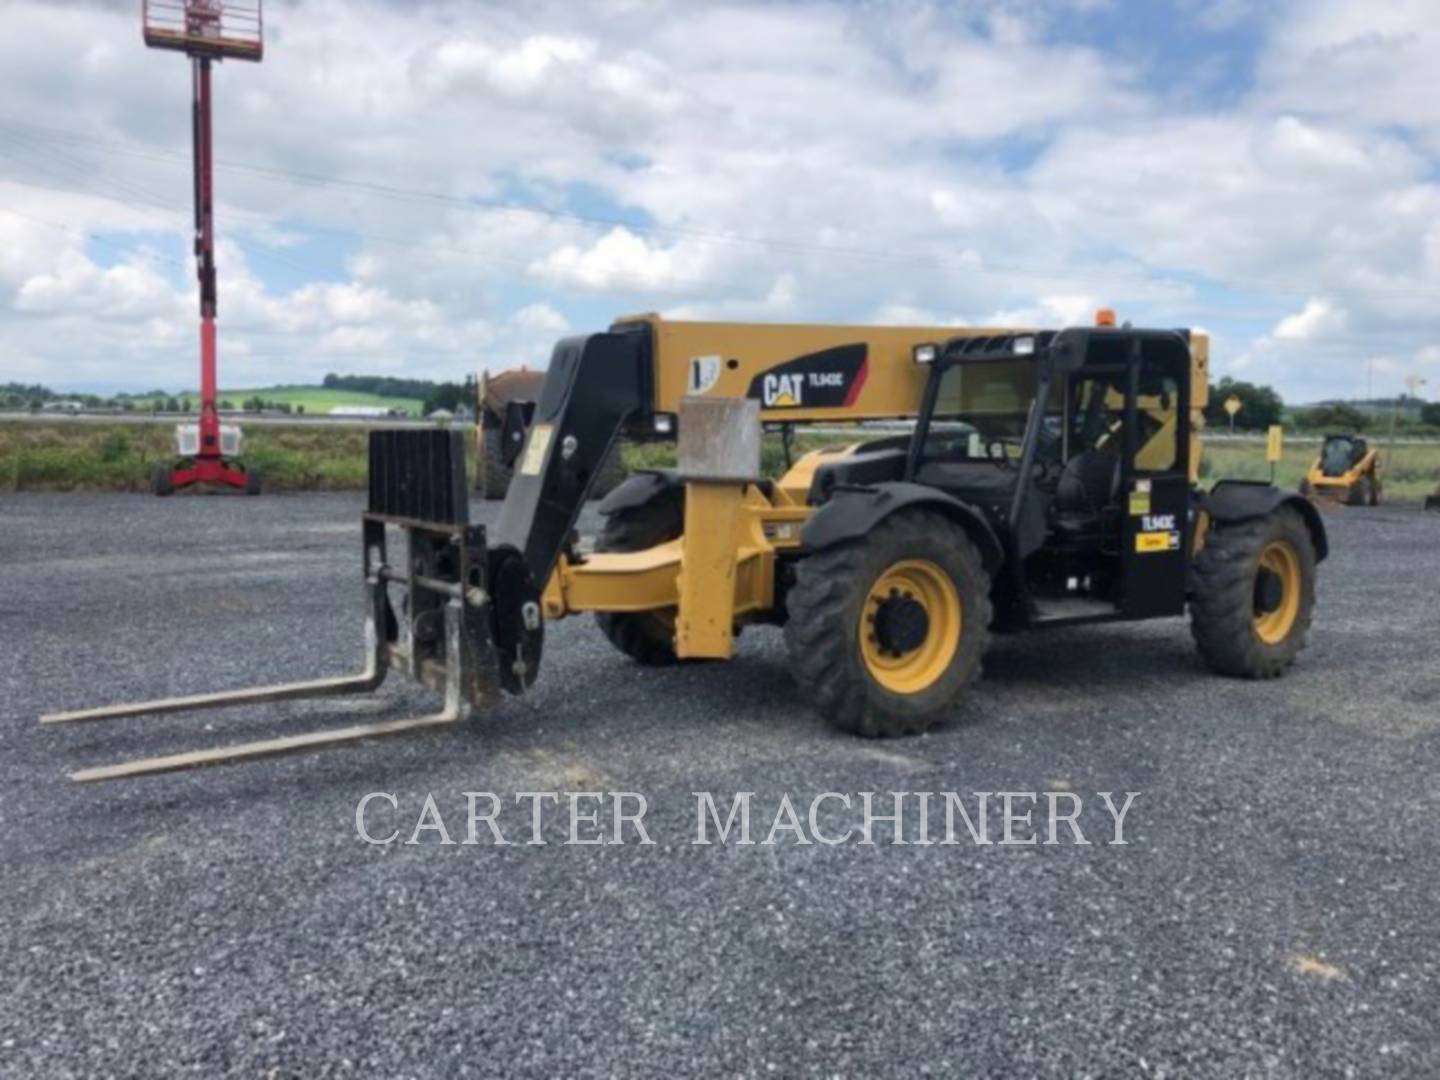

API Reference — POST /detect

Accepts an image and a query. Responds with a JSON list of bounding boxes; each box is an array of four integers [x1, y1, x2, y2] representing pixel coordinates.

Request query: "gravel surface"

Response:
[[2, 492, 1438, 1078]]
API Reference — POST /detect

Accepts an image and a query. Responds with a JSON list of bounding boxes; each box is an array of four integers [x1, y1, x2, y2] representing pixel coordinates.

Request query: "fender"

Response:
[[801, 482, 1004, 572], [1201, 480, 1328, 562], [596, 469, 680, 516]]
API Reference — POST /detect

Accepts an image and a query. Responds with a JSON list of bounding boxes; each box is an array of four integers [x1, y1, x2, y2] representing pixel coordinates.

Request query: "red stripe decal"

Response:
[[842, 357, 869, 407]]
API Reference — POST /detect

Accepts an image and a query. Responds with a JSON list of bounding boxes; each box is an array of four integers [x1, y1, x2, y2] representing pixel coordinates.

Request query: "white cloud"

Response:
[[15, 253, 177, 320], [986, 295, 1102, 329], [1273, 298, 1347, 342], [530, 228, 688, 292], [510, 302, 569, 333], [868, 303, 968, 328], [0, 0, 1434, 406], [1257, 0, 1440, 152]]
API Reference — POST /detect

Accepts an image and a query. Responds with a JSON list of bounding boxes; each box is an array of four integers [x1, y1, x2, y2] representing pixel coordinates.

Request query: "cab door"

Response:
[[1119, 340, 1191, 619]]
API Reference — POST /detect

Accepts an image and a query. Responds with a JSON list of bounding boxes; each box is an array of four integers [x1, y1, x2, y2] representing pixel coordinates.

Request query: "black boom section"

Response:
[[491, 328, 651, 586], [368, 429, 469, 525]]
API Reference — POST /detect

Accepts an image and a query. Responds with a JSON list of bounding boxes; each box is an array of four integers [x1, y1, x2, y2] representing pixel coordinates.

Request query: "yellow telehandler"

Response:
[[44, 313, 1327, 781]]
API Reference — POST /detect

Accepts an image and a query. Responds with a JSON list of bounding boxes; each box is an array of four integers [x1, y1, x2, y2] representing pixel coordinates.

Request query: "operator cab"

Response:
[[1319, 434, 1367, 478], [907, 326, 1194, 628]]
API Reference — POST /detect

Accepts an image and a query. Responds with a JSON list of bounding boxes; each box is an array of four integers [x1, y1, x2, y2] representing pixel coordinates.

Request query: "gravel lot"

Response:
[[2, 492, 1438, 1077]]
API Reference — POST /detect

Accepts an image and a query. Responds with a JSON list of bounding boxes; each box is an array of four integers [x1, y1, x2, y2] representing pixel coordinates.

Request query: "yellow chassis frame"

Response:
[[541, 446, 844, 658], [541, 481, 808, 658]]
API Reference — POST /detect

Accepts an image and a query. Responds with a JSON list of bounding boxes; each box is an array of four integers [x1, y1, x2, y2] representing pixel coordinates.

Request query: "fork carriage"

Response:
[[43, 432, 505, 783]]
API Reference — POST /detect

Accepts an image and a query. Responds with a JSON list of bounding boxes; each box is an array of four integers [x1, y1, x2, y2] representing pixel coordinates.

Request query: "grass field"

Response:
[[119, 386, 423, 415], [0, 421, 374, 492], [633, 433, 1440, 502], [1201, 439, 1440, 501], [4, 420, 1439, 501]]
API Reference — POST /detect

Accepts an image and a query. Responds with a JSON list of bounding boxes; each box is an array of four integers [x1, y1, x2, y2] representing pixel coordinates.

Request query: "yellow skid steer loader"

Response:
[[1299, 433, 1381, 506]]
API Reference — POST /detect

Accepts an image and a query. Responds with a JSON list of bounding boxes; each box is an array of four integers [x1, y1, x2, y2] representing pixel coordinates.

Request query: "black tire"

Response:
[[1369, 477, 1381, 507], [589, 443, 628, 500], [245, 466, 264, 496], [1189, 506, 1316, 679], [1348, 476, 1371, 507], [477, 424, 513, 500], [151, 463, 174, 497], [480, 422, 624, 502], [783, 509, 992, 737], [593, 491, 685, 666]]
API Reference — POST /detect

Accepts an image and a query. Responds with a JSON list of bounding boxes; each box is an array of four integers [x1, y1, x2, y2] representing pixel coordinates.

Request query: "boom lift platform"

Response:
[[44, 314, 1327, 781]]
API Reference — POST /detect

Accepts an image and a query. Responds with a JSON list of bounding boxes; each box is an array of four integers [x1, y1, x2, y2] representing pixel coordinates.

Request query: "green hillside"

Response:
[[118, 385, 423, 415]]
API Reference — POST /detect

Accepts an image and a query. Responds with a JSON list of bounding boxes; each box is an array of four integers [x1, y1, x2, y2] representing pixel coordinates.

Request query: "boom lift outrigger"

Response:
[[44, 314, 1327, 781]]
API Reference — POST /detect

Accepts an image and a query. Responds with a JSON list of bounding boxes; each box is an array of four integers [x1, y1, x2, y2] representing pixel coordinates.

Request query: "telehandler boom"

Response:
[[43, 313, 1327, 780]]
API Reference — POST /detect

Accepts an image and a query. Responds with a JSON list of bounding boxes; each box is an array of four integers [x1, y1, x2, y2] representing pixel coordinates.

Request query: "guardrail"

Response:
[[0, 409, 436, 428]]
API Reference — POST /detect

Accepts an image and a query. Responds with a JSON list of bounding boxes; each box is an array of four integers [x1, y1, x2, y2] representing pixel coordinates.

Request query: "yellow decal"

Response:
[[1136, 531, 1178, 553], [519, 424, 554, 476]]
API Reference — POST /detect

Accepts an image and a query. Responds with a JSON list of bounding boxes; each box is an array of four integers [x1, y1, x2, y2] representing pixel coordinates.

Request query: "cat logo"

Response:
[[747, 343, 868, 410], [762, 372, 805, 408]]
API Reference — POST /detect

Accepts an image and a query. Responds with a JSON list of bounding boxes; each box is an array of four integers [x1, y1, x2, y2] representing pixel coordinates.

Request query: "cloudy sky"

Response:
[[0, 0, 1435, 402]]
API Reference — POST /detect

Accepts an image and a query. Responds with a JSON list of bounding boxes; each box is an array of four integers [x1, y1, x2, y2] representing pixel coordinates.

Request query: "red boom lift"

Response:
[[144, 0, 265, 495]]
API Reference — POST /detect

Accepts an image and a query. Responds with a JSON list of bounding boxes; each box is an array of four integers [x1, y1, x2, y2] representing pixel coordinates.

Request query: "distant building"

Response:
[[41, 400, 84, 413], [330, 405, 395, 418]]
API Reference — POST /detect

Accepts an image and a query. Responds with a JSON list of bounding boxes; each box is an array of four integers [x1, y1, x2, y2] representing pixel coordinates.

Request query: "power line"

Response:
[[0, 206, 187, 270], [0, 126, 346, 283], [4, 115, 1438, 303], [0, 143, 835, 299], [1, 118, 932, 260], [0, 116, 1162, 285], [0, 127, 796, 298]]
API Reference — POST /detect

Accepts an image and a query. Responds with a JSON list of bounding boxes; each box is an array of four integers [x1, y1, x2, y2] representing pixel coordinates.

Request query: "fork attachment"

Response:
[[42, 430, 503, 783]]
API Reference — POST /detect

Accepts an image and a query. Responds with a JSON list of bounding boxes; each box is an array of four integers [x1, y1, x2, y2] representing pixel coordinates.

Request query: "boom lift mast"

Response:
[[143, 0, 264, 495]]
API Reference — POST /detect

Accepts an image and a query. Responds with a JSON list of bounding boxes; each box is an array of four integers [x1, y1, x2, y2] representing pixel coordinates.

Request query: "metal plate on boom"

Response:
[[677, 396, 761, 483]]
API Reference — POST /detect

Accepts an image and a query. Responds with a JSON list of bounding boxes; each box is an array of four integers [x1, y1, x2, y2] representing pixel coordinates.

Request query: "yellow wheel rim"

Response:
[[1253, 540, 1301, 645], [859, 559, 962, 694]]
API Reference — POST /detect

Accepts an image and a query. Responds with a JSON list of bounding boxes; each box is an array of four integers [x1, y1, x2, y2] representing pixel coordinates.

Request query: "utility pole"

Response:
[[1389, 373, 1428, 469]]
